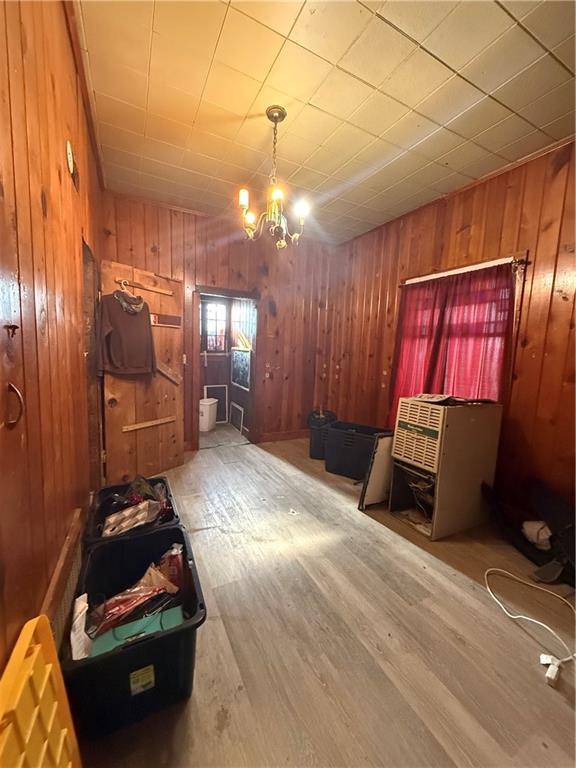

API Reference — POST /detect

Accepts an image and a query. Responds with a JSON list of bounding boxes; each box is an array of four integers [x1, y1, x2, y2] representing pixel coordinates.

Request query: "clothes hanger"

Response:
[[119, 279, 136, 296]]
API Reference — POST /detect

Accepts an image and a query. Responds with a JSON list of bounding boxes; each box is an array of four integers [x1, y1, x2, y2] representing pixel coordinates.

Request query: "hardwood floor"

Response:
[[83, 439, 575, 768], [199, 423, 250, 450]]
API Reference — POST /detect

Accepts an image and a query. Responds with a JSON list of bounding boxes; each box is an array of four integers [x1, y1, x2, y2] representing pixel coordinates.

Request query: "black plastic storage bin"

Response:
[[84, 475, 180, 549], [307, 410, 337, 459], [325, 421, 390, 481], [62, 526, 206, 737]]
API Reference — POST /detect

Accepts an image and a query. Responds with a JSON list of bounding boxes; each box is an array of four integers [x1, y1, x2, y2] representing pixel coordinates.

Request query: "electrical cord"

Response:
[[484, 568, 575, 687]]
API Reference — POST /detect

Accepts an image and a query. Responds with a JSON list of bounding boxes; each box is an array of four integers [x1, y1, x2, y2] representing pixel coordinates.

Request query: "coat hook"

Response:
[[4, 324, 19, 339]]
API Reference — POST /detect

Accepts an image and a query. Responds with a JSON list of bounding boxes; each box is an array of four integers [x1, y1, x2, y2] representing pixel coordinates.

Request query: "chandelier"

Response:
[[238, 105, 310, 250]]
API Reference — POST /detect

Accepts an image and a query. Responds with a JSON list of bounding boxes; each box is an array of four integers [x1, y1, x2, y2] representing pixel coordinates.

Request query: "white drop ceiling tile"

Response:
[[410, 161, 454, 186], [105, 163, 143, 187], [350, 138, 404, 170], [248, 87, 306, 129], [101, 146, 142, 170], [412, 127, 465, 160], [89, 56, 148, 108], [498, 130, 553, 161], [522, 0, 575, 48], [321, 197, 357, 215], [231, 1, 304, 36], [149, 35, 211, 96], [519, 81, 576, 126], [396, 186, 440, 209], [339, 17, 417, 85], [146, 114, 191, 147], [542, 111, 575, 140], [416, 76, 484, 124], [183, 152, 225, 177], [235, 119, 277, 152], [376, 1, 458, 43], [290, 1, 372, 63], [383, 175, 428, 202], [289, 166, 329, 189], [348, 91, 410, 135], [223, 143, 267, 172], [98, 123, 146, 154], [380, 110, 439, 148], [368, 150, 429, 188], [499, 1, 542, 21], [140, 156, 182, 181], [147, 81, 200, 126], [446, 97, 513, 139], [435, 141, 488, 171], [288, 104, 342, 143], [186, 129, 232, 160], [553, 35, 575, 73], [266, 41, 332, 101], [153, 2, 226, 56], [460, 26, 544, 93], [363, 190, 399, 212], [428, 171, 473, 194], [95, 94, 146, 134], [340, 184, 382, 205], [423, 1, 514, 69], [212, 159, 252, 185], [204, 63, 262, 116], [193, 102, 245, 141], [215, 8, 284, 82], [493, 54, 572, 110], [474, 114, 539, 152], [460, 153, 508, 179], [305, 146, 347, 175], [322, 123, 374, 157], [276, 132, 318, 164], [311, 69, 374, 120], [81, 1, 152, 73], [141, 136, 185, 166], [380, 48, 453, 108]]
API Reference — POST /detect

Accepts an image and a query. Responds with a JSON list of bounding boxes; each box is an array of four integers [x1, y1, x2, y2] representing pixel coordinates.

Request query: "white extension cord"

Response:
[[484, 568, 575, 688]]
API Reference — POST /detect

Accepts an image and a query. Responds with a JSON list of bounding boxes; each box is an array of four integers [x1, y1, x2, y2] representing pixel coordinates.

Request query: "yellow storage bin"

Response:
[[0, 615, 81, 768]]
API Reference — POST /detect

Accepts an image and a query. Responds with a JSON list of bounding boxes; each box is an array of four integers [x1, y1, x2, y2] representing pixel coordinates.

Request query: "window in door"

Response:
[[201, 301, 228, 352]]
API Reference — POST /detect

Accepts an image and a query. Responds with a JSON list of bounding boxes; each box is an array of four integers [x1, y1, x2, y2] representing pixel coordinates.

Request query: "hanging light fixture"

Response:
[[238, 105, 310, 250]]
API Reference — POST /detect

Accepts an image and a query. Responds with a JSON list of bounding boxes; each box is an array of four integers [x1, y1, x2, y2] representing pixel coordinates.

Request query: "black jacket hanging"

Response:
[[97, 291, 156, 376]]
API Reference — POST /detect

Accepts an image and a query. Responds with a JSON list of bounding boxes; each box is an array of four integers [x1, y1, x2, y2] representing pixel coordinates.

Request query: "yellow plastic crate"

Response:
[[0, 615, 81, 768]]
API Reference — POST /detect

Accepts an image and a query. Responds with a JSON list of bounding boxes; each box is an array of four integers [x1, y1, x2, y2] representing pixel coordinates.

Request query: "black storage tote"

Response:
[[84, 475, 180, 549], [62, 526, 206, 736], [325, 421, 391, 481], [307, 409, 337, 459]]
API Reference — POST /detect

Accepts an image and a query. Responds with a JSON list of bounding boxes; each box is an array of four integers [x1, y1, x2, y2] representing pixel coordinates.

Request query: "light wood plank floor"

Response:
[[84, 439, 575, 768], [199, 423, 249, 450]]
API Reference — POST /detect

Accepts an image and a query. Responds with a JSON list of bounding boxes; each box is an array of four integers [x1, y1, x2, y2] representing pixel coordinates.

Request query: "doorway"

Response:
[[198, 291, 257, 450]]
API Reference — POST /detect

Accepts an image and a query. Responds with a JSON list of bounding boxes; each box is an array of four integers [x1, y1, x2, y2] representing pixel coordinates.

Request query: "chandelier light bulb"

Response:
[[244, 210, 256, 226], [293, 199, 310, 220], [271, 187, 284, 202], [238, 188, 249, 209]]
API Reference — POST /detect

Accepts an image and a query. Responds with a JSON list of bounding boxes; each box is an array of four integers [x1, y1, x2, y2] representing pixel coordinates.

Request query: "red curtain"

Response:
[[389, 263, 514, 427]]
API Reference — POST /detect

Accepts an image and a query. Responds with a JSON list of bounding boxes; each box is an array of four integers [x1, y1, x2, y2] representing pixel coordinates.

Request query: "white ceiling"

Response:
[[76, 0, 575, 243]]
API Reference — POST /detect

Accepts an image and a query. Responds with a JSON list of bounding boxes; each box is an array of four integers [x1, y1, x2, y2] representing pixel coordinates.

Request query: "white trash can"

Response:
[[199, 398, 218, 432]]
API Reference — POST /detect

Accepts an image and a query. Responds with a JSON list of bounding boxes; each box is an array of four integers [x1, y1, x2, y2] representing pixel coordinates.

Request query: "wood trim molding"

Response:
[[258, 429, 309, 443], [40, 507, 83, 625], [61, 1, 104, 189], [196, 285, 261, 300]]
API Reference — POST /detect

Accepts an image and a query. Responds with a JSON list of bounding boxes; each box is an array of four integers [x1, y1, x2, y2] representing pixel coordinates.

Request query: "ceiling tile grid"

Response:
[[76, 0, 575, 244]]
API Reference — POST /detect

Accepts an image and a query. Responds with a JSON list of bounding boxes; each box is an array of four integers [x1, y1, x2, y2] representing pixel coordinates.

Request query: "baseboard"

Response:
[[258, 429, 309, 443], [40, 507, 84, 650]]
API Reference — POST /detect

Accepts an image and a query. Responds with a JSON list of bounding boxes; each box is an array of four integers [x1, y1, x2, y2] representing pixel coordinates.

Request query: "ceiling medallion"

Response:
[[238, 105, 310, 250]]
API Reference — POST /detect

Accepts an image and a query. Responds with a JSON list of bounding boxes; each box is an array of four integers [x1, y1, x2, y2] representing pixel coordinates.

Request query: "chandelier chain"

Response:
[[271, 120, 278, 184]]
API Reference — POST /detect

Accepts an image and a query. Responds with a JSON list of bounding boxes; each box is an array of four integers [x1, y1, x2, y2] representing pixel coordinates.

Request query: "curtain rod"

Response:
[[402, 255, 526, 286]]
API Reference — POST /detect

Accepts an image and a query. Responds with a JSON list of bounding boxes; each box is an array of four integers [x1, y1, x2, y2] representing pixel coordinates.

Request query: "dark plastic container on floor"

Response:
[[325, 421, 391, 481], [62, 526, 206, 737], [307, 409, 337, 459], [84, 475, 180, 549]]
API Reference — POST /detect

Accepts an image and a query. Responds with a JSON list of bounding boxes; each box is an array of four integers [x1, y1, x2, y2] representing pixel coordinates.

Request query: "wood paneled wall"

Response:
[[0, 0, 102, 664], [100, 192, 333, 443], [317, 142, 575, 504]]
